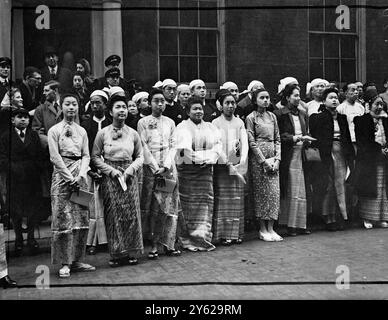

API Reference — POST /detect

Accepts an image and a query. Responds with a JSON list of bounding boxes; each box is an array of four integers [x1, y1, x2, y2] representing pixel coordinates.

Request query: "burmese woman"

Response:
[[246, 88, 283, 242], [309, 88, 355, 231], [137, 88, 181, 259], [175, 96, 222, 251], [275, 84, 313, 236], [354, 90, 388, 228], [212, 89, 248, 245], [48, 93, 95, 278], [92, 94, 144, 267]]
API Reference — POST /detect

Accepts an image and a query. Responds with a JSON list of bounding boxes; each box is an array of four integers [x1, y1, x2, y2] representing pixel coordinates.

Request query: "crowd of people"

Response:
[[0, 48, 388, 287]]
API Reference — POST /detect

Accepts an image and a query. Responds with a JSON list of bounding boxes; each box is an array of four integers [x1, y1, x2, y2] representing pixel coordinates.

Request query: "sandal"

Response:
[[148, 251, 159, 259], [128, 257, 138, 265], [221, 239, 232, 246], [165, 248, 182, 257], [71, 262, 96, 272], [59, 265, 70, 278]]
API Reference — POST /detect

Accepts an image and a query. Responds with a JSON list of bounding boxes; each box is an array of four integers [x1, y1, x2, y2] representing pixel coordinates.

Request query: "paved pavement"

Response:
[[1, 227, 388, 300]]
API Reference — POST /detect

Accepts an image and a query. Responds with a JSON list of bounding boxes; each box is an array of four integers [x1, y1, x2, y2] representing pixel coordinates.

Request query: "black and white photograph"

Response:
[[0, 0, 388, 306]]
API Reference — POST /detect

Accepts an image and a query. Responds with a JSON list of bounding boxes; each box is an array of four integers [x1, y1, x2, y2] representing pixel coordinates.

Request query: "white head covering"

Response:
[[177, 84, 190, 93], [90, 89, 109, 102], [0, 92, 10, 108], [162, 79, 177, 88], [306, 78, 329, 95], [132, 91, 149, 104], [277, 77, 298, 94], [241, 80, 264, 95], [221, 81, 238, 91], [153, 81, 163, 89], [109, 86, 125, 97], [189, 79, 205, 90]]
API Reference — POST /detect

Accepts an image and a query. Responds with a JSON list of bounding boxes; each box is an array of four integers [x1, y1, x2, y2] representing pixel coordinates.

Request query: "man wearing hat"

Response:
[[161, 79, 186, 125], [0, 57, 14, 102], [95, 55, 131, 97], [306, 78, 329, 116], [40, 46, 73, 93], [81, 90, 111, 255], [189, 79, 220, 122], [0, 107, 44, 256]]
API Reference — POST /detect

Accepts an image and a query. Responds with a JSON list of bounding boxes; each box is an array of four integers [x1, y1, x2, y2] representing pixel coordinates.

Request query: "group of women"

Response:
[[3, 74, 387, 279]]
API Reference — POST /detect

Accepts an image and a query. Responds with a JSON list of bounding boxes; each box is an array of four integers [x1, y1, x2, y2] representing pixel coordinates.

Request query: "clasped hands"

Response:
[[111, 166, 135, 181], [293, 135, 316, 144], [69, 175, 84, 192], [262, 157, 280, 173]]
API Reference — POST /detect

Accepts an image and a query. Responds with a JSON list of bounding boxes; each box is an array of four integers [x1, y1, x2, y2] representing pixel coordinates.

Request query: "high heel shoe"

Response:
[[1, 275, 17, 289]]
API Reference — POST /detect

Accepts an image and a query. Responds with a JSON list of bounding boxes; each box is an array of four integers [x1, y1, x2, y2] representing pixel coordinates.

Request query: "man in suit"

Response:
[[17, 66, 43, 113], [189, 79, 220, 122], [40, 47, 73, 93], [0, 57, 13, 102], [95, 55, 132, 97], [161, 78, 185, 125], [81, 90, 111, 255]]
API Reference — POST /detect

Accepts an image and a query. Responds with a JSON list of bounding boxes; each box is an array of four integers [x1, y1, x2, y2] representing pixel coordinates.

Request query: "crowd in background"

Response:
[[0, 47, 388, 284]]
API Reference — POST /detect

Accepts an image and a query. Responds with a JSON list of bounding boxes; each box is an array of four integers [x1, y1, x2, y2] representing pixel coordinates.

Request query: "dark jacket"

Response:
[[0, 128, 43, 218], [354, 114, 388, 198], [309, 109, 355, 174], [203, 101, 220, 122], [17, 81, 43, 112], [235, 94, 255, 122], [40, 66, 73, 93], [95, 76, 133, 99], [162, 101, 186, 125], [275, 107, 309, 198], [81, 117, 112, 172]]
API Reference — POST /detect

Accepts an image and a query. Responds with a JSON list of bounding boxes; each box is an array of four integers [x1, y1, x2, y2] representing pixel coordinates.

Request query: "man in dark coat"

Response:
[[0, 57, 14, 102], [0, 108, 44, 256], [40, 47, 73, 94], [16, 66, 43, 112], [161, 79, 185, 125], [189, 79, 220, 122]]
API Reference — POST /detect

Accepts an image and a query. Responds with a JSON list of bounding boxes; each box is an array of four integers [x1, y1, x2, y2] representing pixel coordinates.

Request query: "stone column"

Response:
[[0, 0, 12, 58], [91, 0, 104, 78], [102, 0, 124, 76]]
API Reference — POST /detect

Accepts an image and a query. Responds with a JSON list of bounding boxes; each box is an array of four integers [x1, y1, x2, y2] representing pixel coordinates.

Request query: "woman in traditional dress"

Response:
[[137, 88, 181, 259], [275, 84, 314, 236], [48, 93, 95, 278], [246, 88, 283, 242], [212, 89, 248, 245], [175, 96, 222, 251], [92, 94, 144, 267], [354, 89, 388, 228], [309, 88, 355, 231]]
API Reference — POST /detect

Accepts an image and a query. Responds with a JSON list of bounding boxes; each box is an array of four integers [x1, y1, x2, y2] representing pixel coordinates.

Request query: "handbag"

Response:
[[154, 176, 177, 193], [70, 189, 93, 207], [302, 145, 321, 163]]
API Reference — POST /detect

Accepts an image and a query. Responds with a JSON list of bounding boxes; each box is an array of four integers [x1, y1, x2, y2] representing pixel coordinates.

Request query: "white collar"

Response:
[[15, 127, 26, 134], [0, 77, 9, 84], [93, 115, 105, 123], [50, 65, 58, 73]]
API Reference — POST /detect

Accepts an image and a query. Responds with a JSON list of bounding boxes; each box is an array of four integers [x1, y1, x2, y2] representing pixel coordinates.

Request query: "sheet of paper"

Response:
[[117, 175, 127, 191]]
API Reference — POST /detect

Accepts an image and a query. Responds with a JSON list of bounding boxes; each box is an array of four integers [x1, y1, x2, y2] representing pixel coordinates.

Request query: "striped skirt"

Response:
[[279, 145, 307, 229], [51, 158, 89, 265], [212, 165, 245, 241], [140, 165, 179, 250], [177, 164, 215, 251], [100, 160, 143, 259], [359, 156, 388, 222], [321, 141, 348, 223], [0, 224, 7, 279]]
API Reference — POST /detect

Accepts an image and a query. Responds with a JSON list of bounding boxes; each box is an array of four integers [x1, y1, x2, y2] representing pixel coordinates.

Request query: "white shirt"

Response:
[[336, 100, 365, 142], [50, 65, 58, 75]]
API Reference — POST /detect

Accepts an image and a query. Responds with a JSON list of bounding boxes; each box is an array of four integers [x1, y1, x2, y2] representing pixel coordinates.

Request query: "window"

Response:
[[158, 0, 219, 84], [308, 0, 358, 83]]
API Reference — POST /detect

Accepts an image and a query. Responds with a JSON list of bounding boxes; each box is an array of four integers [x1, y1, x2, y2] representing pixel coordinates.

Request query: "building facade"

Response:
[[1, 0, 387, 97]]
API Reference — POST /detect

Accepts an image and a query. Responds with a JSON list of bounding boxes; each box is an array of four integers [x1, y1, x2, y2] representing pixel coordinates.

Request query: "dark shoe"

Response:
[[148, 251, 159, 260], [326, 222, 337, 232], [27, 239, 39, 254], [287, 228, 298, 237], [233, 238, 243, 245], [1, 275, 17, 289], [298, 228, 312, 235], [109, 259, 122, 268], [128, 257, 138, 265], [87, 246, 96, 255]]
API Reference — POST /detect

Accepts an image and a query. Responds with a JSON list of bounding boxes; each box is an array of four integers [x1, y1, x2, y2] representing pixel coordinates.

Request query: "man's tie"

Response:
[[20, 131, 25, 138], [50, 68, 56, 79]]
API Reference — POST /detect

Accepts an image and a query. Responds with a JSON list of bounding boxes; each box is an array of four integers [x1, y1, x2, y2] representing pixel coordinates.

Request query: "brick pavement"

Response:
[[1, 228, 388, 299]]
